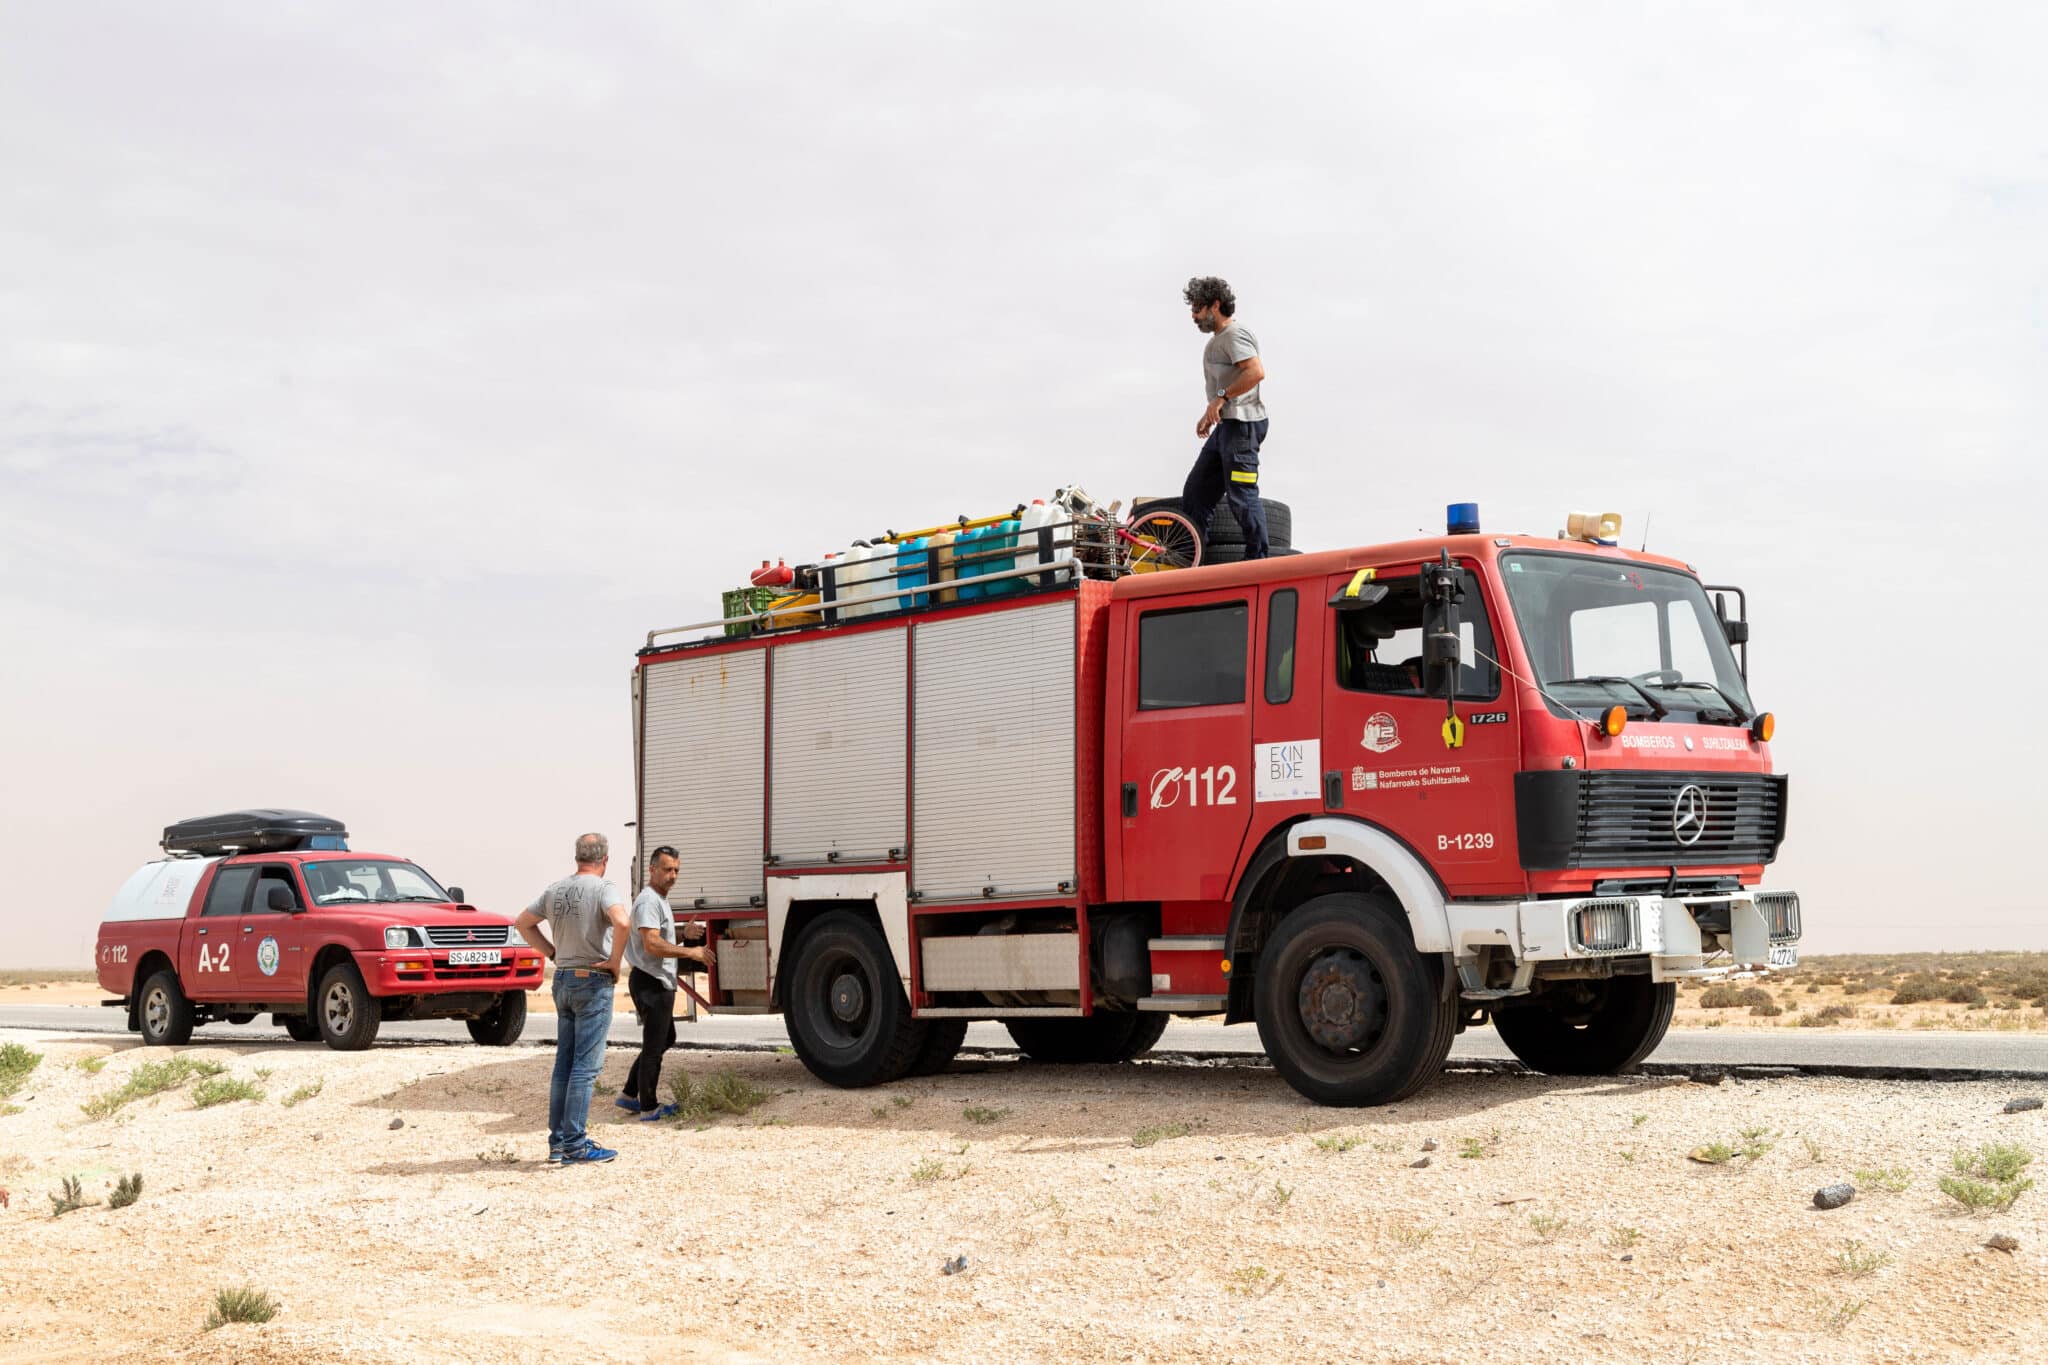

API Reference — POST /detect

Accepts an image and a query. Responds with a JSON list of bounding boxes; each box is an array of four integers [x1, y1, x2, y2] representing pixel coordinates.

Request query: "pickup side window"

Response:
[[1333, 571, 1501, 700], [250, 866, 302, 915], [1138, 601, 1248, 710], [202, 866, 256, 917], [1264, 589, 1298, 705]]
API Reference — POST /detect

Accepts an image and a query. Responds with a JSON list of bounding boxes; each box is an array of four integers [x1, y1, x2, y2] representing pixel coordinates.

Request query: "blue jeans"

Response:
[[1183, 417, 1271, 559], [549, 970, 616, 1154]]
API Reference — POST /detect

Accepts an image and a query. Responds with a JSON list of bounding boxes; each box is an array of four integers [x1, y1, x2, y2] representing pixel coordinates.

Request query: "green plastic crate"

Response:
[[721, 586, 778, 637]]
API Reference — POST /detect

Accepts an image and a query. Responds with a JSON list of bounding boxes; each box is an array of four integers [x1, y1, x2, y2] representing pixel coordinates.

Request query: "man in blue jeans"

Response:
[[515, 832, 632, 1165], [1181, 275, 1271, 560]]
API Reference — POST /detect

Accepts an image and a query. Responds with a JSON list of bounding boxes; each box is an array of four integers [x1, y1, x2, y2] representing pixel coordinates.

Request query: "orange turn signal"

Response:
[[1751, 712, 1776, 743], [1298, 835, 1327, 851], [1600, 705, 1628, 737]]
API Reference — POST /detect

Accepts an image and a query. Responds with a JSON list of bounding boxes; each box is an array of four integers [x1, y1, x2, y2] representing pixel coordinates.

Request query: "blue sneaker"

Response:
[[639, 1103, 680, 1122], [561, 1142, 617, 1165], [613, 1095, 642, 1112]]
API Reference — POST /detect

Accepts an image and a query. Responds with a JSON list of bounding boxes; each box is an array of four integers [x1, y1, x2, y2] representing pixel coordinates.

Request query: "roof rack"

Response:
[[161, 810, 349, 857]]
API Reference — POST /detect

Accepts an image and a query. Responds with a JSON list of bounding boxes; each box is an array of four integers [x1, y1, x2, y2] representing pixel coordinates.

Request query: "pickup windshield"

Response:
[[1499, 552, 1754, 723], [302, 860, 450, 906]]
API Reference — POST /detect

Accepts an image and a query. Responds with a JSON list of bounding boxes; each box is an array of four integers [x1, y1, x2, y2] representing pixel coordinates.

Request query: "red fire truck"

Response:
[[633, 501, 1798, 1106]]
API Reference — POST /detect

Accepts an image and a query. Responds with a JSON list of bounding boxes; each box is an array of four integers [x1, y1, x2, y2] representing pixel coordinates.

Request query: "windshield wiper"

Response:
[[395, 894, 448, 902], [1656, 679, 1750, 722], [1551, 676, 1669, 719]]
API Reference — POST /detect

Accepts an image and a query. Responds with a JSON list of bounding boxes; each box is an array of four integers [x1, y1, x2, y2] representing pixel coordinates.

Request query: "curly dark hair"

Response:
[[1182, 276, 1236, 317]]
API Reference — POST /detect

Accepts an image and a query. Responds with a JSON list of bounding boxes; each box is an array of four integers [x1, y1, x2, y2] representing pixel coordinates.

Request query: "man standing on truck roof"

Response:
[[616, 845, 714, 1122], [515, 832, 631, 1165], [1182, 275, 1270, 561]]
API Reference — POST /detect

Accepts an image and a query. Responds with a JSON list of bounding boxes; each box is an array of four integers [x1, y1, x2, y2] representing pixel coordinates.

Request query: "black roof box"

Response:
[[162, 810, 350, 857]]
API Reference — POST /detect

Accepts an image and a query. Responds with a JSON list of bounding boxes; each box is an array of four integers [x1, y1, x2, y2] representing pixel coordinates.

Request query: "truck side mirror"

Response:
[[447, 886, 466, 905], [265, 884, 296, 913], [1419, 556, 1465, 699]]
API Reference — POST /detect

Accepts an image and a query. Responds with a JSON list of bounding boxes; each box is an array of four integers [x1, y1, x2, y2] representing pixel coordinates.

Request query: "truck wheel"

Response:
[[279, 1014, 319, 1043], [785, 910, 925, 1088], [1253, 893, 1455, 1107], [466, 991, 528, 1046], [137, 969, 195, 1047], [1491, 977, 1676, 1075], [1004, 1011, 1167, 1064], [906, 1019, 969, 1076], [314, 961, 382, 1051]]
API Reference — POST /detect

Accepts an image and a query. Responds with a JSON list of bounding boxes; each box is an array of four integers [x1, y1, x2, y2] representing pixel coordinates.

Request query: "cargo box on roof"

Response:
[[160, 809, 349, 857]]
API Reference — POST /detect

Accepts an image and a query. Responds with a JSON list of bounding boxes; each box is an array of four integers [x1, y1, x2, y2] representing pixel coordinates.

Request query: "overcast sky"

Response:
[[4, 3, 2042, 964]]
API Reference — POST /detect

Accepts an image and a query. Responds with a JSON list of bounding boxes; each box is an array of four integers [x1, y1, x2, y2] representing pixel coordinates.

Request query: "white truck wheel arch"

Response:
[[1283, 819, 1452, 954]]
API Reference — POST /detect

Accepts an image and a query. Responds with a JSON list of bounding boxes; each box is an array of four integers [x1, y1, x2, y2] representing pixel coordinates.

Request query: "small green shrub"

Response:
[[1132, 1122, 1193, 1149], [191, 1077, 264, 1108], [108, 1173, 143, 1209], [280, 1080, 324, 1108], [1852, 1166, 1910, 1193], [667, 1070, 770, 1121], [962, 1104, 1010, 1125], [1890, 974, 1945, 1006], [1751, 1002, 1784, 1017], [1960, 1142, 2033, 1184], [204, 1286, 279, 1330], [1945, 983, 1988, 1006], [1606, 1225, 1641, 1249], [0, 1042, 43, 1099], [1528, 1212, 1568, 1242], [70, 1055, 107, 1076], [1313, 1134, 1362, 1153], [48, 1175, 94, 1217]]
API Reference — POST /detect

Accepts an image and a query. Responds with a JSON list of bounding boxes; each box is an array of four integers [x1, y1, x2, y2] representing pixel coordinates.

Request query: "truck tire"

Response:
[[278, 1014, 319, 1043], [466, 991, 528, 1046], [314, 961, 382, 1051], [137, 969, 195, 1047], [1252, 893, 1455, 1106], [907, 1018, 969, 1076], [1490, 977, 1676, 1076], [785, 911, 926, 1088], [1004, 1011, 1168, 1064], [1131, 496, 1292, 551]]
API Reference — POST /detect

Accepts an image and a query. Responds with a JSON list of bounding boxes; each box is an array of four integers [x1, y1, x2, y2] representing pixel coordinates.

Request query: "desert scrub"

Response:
[[1606, 1226, 1642, 1250], [204, 1286, 279, 1330], [1750, 1002, 1784, 1017], [1312, 1134, 1363, 1153], [961, 1104, 1010, 1125], [70, 1055, 107, 1075], [0, 1042, 42, 1099], [1225, 1266, 1282, 1297], [1699, 984, 1773, 1010], [80, 1056, 209, 1119], [48, 1175, 94, 1217], [667, 1070, 769, 1121], [191, 1076, 264, 1108], [909, 1157, 968, 1184], [280, 1080, 324, 1108], [1527, 1213, 1569, 1242], [1834, 1240, 1891, 1278], [1939, 1142, 2034, 1213], [1132, 1121, 1193, 1149], [1852, 1166, 1910, 1193], [108, 1173, 143, 1209]]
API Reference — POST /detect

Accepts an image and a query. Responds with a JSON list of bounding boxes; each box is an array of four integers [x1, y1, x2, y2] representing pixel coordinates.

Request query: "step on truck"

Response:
[[96, 810, 543, 1050], [633, 500, 1799, 1105]]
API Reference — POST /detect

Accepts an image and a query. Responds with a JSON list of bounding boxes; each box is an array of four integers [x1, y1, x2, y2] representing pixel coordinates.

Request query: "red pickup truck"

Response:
[[96, 811, 542, 1050]]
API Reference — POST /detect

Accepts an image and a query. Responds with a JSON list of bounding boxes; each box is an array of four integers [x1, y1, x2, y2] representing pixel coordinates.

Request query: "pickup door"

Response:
[[235, 865, 310, 998], [185, 863, 253, 998]]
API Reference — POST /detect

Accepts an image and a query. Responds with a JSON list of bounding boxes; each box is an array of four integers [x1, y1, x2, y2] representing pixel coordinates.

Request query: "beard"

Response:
[[1194, 316, 1218, 333]]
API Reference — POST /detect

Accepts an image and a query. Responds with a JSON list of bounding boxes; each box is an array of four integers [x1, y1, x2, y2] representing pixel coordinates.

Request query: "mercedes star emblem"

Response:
[[1672, 784, 1708, 846]]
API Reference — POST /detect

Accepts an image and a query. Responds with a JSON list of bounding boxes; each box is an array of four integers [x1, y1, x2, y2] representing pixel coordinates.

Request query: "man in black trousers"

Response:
[[1182, 275, 1270, 560], [617, 846, 714, 1121]]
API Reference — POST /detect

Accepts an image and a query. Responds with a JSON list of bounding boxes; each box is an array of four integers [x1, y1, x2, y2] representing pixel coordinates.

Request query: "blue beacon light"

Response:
[[1446, 502, 1481, 535]]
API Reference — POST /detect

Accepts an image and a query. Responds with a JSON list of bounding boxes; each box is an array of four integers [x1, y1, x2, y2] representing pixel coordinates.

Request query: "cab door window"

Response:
[[1333, 571, 1501, 700], [249, 866, 302, 915], [202, 866, 256, 917], [1138, 601, 1249, 709]]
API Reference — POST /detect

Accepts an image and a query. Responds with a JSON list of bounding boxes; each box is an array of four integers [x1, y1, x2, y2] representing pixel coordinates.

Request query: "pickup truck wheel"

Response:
[[1253, 893, 1455, 1107], [314, 962, 382, 1051], [279, 1014, 319, 1043], [1004, 1011, 1167, 1064], [1491, 977, 1676, 1075], [906, 1018, 968, 1076], [137, 969, 195, 1047], [785, 910, 925, 1088], [466, 991, 528, 1046]]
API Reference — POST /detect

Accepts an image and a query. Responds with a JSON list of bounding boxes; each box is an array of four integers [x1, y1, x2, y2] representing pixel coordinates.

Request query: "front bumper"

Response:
[[1450, 889, 1802, 985], [356, 949, 545, 995]]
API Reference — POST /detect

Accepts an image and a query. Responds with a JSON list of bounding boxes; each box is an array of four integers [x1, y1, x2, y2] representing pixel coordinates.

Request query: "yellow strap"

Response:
[[1229, 470, 1259, 484], [1441, 715, 1466, 750], [1342, 567, 1376, 599]]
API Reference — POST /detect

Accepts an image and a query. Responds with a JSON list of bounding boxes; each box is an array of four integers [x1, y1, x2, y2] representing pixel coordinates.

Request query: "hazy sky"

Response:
[[4, 3, 2042, 964]]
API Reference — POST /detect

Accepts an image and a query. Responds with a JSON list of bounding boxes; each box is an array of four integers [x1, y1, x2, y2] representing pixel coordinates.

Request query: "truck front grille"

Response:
[[423, 924, 512, 947], [1515, 770, 1789, 870]]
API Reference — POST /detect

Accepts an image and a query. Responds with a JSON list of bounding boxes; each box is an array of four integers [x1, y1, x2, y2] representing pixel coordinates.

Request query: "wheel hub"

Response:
[[829, 971, 868, 1024], [324, 983, 354, 1033], [1297, 950, 1388, 1051], [144, 987, 168, 1035]]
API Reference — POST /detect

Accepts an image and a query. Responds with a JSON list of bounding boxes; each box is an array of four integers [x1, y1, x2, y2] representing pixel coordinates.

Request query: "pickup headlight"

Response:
[[384, 927, 417, 950]]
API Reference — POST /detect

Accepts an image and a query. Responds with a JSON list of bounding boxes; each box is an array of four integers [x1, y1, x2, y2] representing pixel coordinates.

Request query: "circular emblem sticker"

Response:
[[257, 936, 281, 977]]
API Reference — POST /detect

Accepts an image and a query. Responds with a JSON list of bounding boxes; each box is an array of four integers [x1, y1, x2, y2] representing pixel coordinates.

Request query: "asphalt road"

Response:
[[7, 1004, 2047, 1077]]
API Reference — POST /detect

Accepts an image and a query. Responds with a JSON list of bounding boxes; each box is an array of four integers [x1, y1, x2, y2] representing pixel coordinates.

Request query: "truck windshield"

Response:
[[1498, 552, 1754, 723], [301, 860, 450, 905]]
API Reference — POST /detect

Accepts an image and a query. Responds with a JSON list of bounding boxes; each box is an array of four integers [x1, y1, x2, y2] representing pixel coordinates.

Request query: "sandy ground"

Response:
[[1, 1028, 2044, 1363]]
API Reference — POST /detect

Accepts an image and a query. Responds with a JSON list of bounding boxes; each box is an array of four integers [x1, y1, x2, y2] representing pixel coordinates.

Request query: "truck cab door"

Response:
[[1117, 589, 1256, 902], [187, 862, 255, 999], [236, 865, 307, 997], [1321, 562, 1522, 892]]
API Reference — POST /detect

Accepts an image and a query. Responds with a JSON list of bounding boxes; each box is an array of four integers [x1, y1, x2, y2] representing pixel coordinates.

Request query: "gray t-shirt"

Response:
[[526, 874, 625, 971], [1203, 321, 1267, 421], [624, 887, 677, 989]]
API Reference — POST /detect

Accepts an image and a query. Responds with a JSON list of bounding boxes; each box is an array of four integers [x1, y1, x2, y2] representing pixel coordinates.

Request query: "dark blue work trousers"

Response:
[[1182, 417, 1270, 560]]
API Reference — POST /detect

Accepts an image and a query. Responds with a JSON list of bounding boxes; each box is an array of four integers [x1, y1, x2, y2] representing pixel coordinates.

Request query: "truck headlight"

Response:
[[385, 927, 416, 950], [1571, 899, 1638, 953]]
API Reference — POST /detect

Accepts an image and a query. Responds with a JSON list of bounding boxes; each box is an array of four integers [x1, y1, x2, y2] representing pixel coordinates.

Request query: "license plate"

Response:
[[1768, 943, 1799, 970], [448, 949, 502, 966]]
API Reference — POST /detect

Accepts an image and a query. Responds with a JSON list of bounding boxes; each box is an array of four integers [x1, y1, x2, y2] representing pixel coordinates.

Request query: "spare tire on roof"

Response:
[[1131, 496, 1292, 551]]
